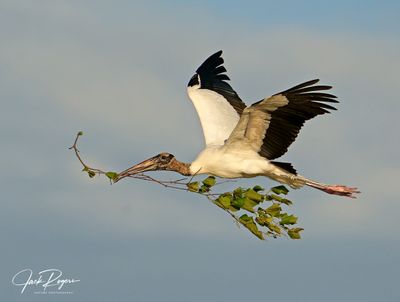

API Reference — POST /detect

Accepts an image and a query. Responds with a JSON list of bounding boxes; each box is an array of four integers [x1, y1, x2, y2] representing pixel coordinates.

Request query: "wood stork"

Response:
[[116, 51, 359, 198]]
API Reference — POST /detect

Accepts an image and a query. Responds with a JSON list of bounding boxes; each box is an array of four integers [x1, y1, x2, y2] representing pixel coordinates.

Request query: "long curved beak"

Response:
[[114, 156, 159, 183]]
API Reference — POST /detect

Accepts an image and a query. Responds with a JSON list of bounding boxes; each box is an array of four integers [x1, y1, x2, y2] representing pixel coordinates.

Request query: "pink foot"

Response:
[[321, 185, 361, 198]]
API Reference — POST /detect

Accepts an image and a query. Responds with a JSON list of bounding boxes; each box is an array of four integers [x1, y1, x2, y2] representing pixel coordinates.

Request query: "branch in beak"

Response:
[[114, 156, 159, 183]]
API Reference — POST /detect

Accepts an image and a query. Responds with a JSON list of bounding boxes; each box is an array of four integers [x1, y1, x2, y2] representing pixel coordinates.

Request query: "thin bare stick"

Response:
[[69, 132, 106, 175]]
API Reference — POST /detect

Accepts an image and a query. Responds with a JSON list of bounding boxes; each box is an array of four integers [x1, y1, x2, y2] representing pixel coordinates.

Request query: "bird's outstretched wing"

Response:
[[226, 79, 338, 160], [187, 50, 246, 146]]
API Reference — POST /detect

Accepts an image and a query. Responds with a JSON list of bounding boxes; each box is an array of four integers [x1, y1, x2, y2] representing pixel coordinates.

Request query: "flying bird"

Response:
[[116, 51, 359, 198]]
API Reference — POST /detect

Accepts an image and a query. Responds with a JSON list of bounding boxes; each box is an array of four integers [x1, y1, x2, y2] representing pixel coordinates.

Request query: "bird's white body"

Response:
[[190, 146, 266, 178], [190, 146, 306, 188]]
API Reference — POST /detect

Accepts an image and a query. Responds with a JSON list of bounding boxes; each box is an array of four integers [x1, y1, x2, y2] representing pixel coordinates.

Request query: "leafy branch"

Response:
[[69, 131, 304, 240]]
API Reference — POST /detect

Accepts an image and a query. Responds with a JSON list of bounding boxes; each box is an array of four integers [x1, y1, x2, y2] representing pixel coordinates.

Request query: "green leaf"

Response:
[[265, 194, 273, 201], [239, 214, 264, 240], [77, 131, 83, 136], [202, 176, 216, 187], [87, 170, 96, 178], [233, 188, 243, 199], [255, 214, 273, 226], [228, 206, 240, 212], [187, 182, 199, 192], [241, 197, 258, 213], [279, 214, 298, 225], [270, 194, 284, 202], [271, 185, 289, 195], [279, 198, 293, 206], [215, 196, 231, 209], [239, 214, 252, 222], [266, 222, 281, 235], [199, 185, 210, 193], [265, 203, 281, 217], [268, 194, 292, 205], [231, 197, 245, 209], [252, 185, 264, 192], [288, 228, 304, 239], [244, 189, 264, 203], [105, 172, 118, 180]]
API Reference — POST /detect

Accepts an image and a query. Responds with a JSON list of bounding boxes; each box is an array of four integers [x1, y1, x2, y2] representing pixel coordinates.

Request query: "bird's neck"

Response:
[[168, 159, 191, 176]]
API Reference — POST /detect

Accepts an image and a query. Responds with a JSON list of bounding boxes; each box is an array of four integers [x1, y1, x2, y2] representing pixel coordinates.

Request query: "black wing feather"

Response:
[[191, 50, 246, 115], [284, 79, 319, 92], [270, 161, 298, 175], [259, 79, 338, 160]]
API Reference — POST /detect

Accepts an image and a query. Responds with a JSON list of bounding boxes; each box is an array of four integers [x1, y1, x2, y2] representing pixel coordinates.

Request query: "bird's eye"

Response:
[[159, 154, 170, 162]]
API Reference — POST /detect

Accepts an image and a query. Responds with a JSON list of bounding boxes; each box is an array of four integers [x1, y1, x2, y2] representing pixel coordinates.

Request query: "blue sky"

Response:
[[1, 1, 400, 301]]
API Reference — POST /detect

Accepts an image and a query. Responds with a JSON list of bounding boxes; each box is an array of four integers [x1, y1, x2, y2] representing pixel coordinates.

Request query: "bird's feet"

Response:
[[319, 185, 360, 198]]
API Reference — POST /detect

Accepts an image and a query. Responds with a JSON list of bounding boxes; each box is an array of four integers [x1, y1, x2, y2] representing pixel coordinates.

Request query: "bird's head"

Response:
[[114, 152, 177, 182]]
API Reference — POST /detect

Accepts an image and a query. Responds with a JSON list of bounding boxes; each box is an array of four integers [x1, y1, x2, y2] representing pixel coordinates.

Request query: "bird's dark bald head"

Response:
[[154, 152, 176, 168]]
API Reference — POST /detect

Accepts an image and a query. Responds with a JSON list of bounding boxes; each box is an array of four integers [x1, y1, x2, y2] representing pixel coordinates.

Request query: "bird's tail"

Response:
[[305, 179, 360, 198]]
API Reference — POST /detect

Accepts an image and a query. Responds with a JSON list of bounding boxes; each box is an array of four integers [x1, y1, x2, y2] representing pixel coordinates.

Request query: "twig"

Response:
[[69, 132, 106, 175]]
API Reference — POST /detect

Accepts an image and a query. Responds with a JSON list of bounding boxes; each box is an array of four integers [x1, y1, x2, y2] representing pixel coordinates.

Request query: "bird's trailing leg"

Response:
[[305, 179, 360, 198]]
